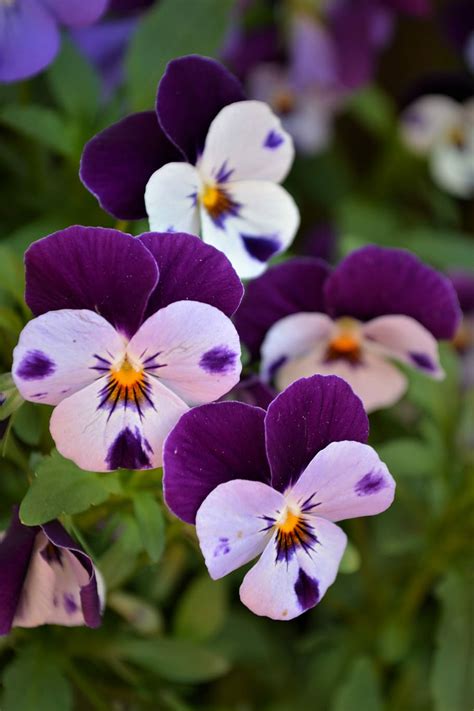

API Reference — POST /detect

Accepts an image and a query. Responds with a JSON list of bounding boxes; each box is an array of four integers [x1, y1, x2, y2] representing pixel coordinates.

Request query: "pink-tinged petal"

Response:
[[163, 402, 270, 525], [145, 162, 201, 234], [239, 517, 346, 620], [25, 226, 159, 339], [234, 258, 330, 359], [128, 301, 241, 406], [196, 479, 284, 579], [363, 315, 443, 378], [50, 375, 188, 471], [276, 349, 407, 413], [260, 312, 333, 382], [200, 180, 300, 280], [324, 245, 461, 340], [156, 55, 245, 163], [0, 508, 37, 636], [200, 101, 294, 184], [265, 375, 369, 493], [0, 0, 59, 83], [400, 95, 460, 153], [80, 112, 182, 220], [289, 441, 395, 522], [46, 0, 108, 26], [12, 310, 124, 407], [13, 532, 92, 629], [139, 232, 243, 318]]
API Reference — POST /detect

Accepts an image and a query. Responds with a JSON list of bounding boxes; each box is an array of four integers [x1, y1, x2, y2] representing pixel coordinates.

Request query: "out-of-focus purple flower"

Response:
[[301, 223, 338, 263], [81, 55, 299, 279], [163, 375, 395, 620], [0, 0, 108, 83], [72, 0, 156, 98], [224, 375, 275, 409], [235, 246, 461, 413], [450, 271, 474, 388], [12, 227, 243, 472], [0, 508, 104, 635], [442, 0, 474, 73]]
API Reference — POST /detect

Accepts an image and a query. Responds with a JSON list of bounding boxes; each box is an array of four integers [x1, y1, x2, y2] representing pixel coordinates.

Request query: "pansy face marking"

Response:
[[325, 317, 362, 365], [200, 180, 241, 228], [262, 494, 320, 563], [93, 351, 161, 417]]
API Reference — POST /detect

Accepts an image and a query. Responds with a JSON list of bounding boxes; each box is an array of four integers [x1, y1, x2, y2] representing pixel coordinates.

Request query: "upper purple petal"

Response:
[[163, 402, 270, 524], [0, 0, 59, 83], [25, 226, 159, 338], [0, 508, 37, 636], [234, 258, 331, 359], [42, 520, 102, 628], [449, 271, 474, 314], [265, 375, 369, 493], [324, 245, 461, 340], [46, 0, 108, 26], [156, 55, 245, 163], [139, 232, 243, 318], [80, 111, 182, 220]]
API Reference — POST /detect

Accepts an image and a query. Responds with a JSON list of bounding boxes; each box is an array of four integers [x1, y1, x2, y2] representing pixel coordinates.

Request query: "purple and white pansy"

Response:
[[0, 508, 103, 634], [163, 375, 395, 620], [12, 226, 243, 472], [80, 55, 300, 279], [235, 245, 461, 412]]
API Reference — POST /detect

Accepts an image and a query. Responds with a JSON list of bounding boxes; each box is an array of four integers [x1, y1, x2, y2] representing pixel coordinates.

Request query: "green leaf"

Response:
[[347, 85, 395, 137], [0, 385, 24, 421], [20, 450, 121, 525], [47, 40, 100, 118], [118, 637, 231, 682], [126, 0, 233, 110], [98, 515, 142, 589], [0, 105, 74, 158], [2, 645, 73, 711], [174, 575, 227, 641], [12, 401, 45, 446], [0, 246, 25, 302], [376, 438, 435, 477], [332, 657, 383, 711], [133, 491, 166, 563], [431, 572, 474, 711], [338, 541, 361, 574]]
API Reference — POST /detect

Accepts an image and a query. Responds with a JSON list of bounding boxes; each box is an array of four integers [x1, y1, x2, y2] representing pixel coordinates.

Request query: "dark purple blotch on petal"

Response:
[[294, 568, 320, 611], [410, 352, 436, 372], [63, 593, 78, 615], [242, 234, 281, 262], [200, 346, 237, 374], [264, 130, 284, 149], [17, 350, 55, 380], [213, 537, 231, 557], [355, 471, 387, 497], [106, 427, 152, 470]]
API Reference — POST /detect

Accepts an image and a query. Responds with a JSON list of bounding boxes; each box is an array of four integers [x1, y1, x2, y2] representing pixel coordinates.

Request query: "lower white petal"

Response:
[[145, 162, 201, 234]]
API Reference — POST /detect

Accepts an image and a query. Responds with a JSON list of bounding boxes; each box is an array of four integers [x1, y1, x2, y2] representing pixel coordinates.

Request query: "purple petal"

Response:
[[264, 375, 369, 492], [289, 15, 338, 90], [41, 521, 102, 628], [80, 111, 182, 220], [385, 0, 431, 15], [324, 245, 461, 340], [0, 0, 59, 83], [225, 375, 276, 409], [163, 402, 271, 524], [25, 226, 158, 339], [449, 271, 474, 314], [0, 508, 37, 636], [156, 55, 245, 163], [443, 0, 474, 52], [234, 258, 330, 359], [47, 0, 108, 26], [139, 232, 243, 318], [301, 223, 338, 262]]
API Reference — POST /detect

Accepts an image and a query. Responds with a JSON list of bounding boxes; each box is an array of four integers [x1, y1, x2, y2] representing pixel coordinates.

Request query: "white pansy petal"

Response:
[[12, 310, 124, 406], [400, 95, 461, 153], [261, 312, 333, 381], [430, 137, 474, 198], [145, 162, 201, 234], [196, 479, 284, 580], [240, 517, 346, 621], [50, 375, 188, 472], [13, 533, 90, 628], [363, 315, 443, 378], [200, 100, 294, 183], [276, 349, 407, 413], [128, 301, 241, 406], [289, 441, 395, 523]]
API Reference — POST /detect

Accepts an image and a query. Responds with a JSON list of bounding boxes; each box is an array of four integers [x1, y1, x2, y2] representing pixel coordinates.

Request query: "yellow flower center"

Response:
[[277, 509, 300, 534], [201, 185, 221, 211], [111, 357, 143, 388], [326, 317, 361, 361], [447, 125, 466, 150]]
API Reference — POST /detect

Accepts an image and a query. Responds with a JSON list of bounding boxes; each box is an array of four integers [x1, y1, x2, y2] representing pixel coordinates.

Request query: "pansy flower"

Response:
[[12, 226, 243, 472], [235, 246, 461, 412], [400, 76, 474, 198], [163, 375, 395, 620], [0, 508, 103, 634], [0, 0, 107, 83], [80, 55, 299, 279]]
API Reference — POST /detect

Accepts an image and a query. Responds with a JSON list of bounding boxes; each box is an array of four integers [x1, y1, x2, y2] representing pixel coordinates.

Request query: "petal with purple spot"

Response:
[[163, 402, 270, 524], [145, 162, 201, 235]]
